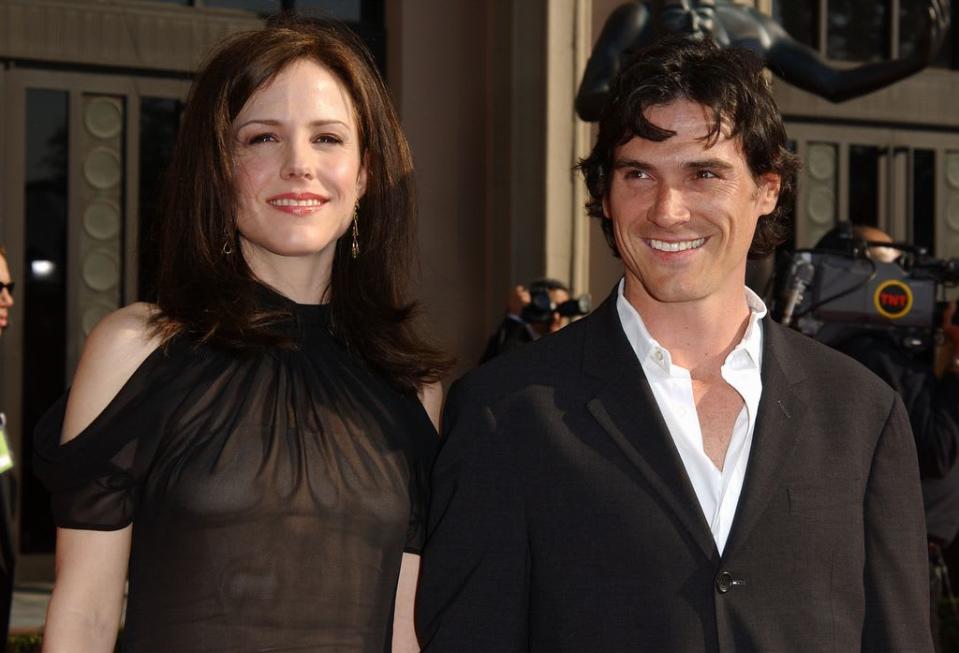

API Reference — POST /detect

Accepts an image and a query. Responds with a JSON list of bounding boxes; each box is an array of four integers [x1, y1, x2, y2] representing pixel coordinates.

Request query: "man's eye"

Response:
[[695, 169, 718, 179], [623, 169, 648, 179]]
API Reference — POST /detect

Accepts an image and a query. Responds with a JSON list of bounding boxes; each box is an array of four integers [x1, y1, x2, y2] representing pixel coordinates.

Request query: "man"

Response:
[[480, 279, 572, 363], [576, 0, 949, 121], [417, 38, 932, 651]]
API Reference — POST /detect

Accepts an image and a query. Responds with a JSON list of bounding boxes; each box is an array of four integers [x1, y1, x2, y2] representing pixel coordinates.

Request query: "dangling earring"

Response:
[[351, 203, 360, 259], [222, 238, 234, 256]]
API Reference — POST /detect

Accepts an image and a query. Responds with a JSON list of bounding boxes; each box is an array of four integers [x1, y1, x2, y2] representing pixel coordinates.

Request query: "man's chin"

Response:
[[628, 277, 708, 305]]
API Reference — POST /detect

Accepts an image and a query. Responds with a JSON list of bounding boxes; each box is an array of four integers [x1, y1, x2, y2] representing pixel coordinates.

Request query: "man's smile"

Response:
[[646, 237, 706, 253]]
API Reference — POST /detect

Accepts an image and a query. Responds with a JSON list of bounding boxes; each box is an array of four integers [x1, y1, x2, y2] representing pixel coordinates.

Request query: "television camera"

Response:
[[779, 230, 959, 350]]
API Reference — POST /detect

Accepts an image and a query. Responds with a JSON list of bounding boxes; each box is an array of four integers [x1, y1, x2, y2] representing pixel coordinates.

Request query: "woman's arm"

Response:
[[395, 381, 443, 651], [43, 528, 131, 653], [42, 304, 160, 653], [391, 552, 421, 653]]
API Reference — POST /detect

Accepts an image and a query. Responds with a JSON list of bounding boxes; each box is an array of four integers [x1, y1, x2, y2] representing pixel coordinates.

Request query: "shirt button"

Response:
[[715, 571, 733, 593], [655, 350, 664, 361]]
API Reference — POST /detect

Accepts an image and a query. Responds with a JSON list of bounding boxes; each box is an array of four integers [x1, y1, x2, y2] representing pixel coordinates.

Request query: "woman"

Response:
[[36, 17, 446, 653]]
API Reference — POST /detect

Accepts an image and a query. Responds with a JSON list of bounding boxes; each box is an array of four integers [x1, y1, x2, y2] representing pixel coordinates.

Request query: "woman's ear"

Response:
[[357, 155, 369, 199]]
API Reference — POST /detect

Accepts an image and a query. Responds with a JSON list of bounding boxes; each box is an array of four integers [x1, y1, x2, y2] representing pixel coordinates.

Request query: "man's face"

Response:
[[603, 100, 780, 309]]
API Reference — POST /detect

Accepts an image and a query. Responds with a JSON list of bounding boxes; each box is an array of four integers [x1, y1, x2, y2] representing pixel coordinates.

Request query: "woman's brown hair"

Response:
[[151, 16, 449, 394]]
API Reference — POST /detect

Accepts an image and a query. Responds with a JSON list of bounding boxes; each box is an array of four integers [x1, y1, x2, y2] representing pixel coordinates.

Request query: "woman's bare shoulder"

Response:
[[61, 303, 165, 443]]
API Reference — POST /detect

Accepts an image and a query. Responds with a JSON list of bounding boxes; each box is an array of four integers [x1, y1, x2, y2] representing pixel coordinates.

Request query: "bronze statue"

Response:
[[576, 0, 950, 121]]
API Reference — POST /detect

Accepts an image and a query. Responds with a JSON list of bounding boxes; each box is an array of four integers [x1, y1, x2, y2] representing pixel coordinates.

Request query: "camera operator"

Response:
[[480, 278, 587, 363], [816, 226, 959, 651]]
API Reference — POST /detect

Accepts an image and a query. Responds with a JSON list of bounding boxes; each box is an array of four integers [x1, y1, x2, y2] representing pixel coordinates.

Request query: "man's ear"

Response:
[[756, 173, 781, 214]]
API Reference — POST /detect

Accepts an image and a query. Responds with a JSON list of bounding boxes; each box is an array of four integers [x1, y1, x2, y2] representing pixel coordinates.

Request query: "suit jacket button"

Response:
[[715, 571, 733, 593]]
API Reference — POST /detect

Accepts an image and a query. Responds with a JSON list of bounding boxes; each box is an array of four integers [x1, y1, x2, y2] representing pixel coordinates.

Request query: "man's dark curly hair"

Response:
[[578, 36, 800, 259]]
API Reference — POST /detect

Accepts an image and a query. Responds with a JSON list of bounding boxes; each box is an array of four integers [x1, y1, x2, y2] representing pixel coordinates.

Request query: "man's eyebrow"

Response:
[[684, 158, 734, 171], [611, 158, 735, 172], [612, 158, 652, 169]]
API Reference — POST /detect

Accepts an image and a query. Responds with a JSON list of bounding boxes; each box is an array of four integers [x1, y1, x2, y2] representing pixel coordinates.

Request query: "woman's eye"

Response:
[[247, 133, 277, 145], [315, 134, 344, 145]]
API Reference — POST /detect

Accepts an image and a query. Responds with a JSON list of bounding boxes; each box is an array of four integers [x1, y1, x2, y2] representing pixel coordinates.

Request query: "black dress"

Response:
[[34, 288, 438, 652]]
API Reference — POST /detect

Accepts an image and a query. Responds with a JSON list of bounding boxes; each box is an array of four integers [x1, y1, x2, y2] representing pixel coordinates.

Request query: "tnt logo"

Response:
[[874, 280, 913, 319]]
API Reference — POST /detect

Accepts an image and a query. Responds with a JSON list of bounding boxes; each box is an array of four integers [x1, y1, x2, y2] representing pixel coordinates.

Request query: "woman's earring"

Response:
[[222, 238, 234, 256], [351, 203, 360, 259]]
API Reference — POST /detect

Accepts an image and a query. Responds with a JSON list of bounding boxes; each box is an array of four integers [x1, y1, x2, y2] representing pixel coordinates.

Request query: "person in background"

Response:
[[0, 246, 12, 336], [35, 17, 446, 653], [819, 225, 959, 651], [0, 245, 15, 647], [479, 278, 572, 363]]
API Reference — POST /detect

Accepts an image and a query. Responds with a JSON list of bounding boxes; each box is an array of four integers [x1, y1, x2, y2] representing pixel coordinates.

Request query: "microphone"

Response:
[[781, 254, 815, 327]]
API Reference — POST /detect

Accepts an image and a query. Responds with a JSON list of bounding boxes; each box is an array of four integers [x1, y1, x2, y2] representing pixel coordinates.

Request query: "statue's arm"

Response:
[[763, 0, 949, 103], [576, 2, 653, 121]]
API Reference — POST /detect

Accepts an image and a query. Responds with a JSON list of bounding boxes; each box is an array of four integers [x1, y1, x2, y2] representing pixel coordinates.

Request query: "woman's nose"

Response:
[[281, 143, 315, 180]]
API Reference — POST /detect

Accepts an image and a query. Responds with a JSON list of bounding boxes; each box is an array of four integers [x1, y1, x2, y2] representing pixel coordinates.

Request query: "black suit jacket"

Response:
[[417, 291, 931, 652]]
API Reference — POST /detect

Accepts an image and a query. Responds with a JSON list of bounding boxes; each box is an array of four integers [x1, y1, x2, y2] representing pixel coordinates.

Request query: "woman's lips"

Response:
[[267, 193, 329, 215]]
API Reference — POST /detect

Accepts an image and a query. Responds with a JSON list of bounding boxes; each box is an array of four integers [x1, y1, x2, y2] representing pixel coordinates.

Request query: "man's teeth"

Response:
[[648, 238, 705, 252], [270, 198, 324, 207]]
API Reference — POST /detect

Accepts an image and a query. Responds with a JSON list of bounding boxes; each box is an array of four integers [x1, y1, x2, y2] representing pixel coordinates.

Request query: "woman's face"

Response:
[[232, 58, 367, 283], [0, 254, 13, 336]]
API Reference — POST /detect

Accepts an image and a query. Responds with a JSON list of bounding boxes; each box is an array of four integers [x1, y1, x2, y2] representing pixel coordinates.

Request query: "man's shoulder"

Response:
[[455, 310, 595, 404], [766, 319, 895, 399]]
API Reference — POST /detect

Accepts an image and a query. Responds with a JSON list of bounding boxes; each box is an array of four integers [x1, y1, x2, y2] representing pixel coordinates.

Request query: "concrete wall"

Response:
[[390, 0, 593, 378], [387, 1, 495, 377]]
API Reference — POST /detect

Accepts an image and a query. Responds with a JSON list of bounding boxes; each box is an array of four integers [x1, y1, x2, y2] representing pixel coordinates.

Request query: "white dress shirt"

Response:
[[616, 279, 766, 555]]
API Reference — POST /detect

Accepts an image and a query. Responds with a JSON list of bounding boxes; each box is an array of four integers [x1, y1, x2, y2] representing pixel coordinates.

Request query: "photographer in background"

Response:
[[480, 279, 588, 363], [815, 226, 959, 651], [0, 245, 15, 646]]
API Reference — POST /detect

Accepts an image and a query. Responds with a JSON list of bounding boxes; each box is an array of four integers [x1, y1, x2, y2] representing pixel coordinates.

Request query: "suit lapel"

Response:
[[723, 319, 808, 558], [583, 290, 718, 560]]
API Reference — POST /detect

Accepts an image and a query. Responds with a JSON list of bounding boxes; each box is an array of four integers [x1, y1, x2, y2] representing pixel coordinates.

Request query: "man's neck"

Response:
[[624, 279, 752, 374]]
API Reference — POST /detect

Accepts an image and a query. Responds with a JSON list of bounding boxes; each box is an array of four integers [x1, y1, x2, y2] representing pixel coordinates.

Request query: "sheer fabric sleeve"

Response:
[[33, 346, 170, 531], [404, 405, 439, 554]]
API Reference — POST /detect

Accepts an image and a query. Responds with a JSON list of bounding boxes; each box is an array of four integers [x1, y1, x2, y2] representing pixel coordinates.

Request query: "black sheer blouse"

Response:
[[34, 290, 438, 652]]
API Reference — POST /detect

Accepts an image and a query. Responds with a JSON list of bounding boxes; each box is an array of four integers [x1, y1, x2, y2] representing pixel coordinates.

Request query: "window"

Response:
[[776, 0, 957, 69]]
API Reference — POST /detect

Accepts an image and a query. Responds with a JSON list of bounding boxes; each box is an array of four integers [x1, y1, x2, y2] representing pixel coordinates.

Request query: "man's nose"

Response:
[[648, 184, 690, 227]]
